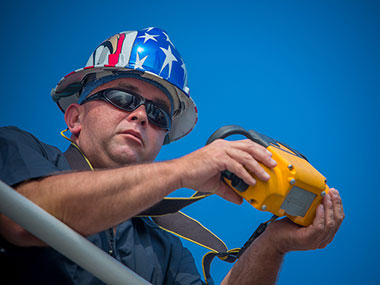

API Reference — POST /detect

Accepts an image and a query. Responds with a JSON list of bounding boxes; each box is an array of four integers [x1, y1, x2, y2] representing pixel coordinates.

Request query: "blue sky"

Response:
[[1, 1, 379, 284]]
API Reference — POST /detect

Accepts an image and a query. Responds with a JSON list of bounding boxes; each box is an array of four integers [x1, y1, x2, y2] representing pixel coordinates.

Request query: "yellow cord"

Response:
[[163, 193, 212, 201], [60, 129, 212, 202], [61, 128, 228, 270], [60, 128, 94, 171]]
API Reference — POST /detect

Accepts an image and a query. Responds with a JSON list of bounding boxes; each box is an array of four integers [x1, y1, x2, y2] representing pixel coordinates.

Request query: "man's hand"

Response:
[[223, 188, 344, 284], [263, 188, 345, 253], [175, 139, 277, 204]]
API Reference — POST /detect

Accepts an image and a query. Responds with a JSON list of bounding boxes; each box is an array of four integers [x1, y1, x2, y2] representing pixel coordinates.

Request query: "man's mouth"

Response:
[[119, 130, 143, 145]]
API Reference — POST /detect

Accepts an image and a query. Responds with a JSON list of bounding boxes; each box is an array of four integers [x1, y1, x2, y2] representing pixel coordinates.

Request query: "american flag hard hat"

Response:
[[51, 27, 197, 143]]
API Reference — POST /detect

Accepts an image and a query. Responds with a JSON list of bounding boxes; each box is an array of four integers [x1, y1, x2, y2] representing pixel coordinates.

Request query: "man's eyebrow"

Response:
[[117, 82, 171, 112], [117, 82, 139, 93]]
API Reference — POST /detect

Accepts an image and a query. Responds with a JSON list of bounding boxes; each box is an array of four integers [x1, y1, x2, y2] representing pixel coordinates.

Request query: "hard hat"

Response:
[[51, 27, 197, 144]]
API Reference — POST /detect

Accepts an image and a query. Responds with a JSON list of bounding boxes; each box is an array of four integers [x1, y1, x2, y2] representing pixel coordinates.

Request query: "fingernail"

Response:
[[271, 158, 277, 166], [331, 189, 338, 198], [264, 172, 270, 180], [266, 150, 273, 156]]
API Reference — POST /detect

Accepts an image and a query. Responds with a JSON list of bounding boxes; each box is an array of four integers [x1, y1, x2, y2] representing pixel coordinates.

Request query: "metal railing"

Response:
[[0, 180, 150, 285]]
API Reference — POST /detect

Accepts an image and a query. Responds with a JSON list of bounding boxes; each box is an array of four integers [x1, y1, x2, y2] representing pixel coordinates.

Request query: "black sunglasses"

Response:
[[81, 88, 172, 130]]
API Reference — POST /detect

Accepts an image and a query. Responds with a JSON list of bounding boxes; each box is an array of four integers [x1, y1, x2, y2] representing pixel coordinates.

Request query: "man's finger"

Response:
[[318, 193, 336, 247], [216, 180, 244, 205], [226, 148, 270, 182], [331, 188, 345, 226], [308, 203, 326, 243], [232, 140, 277, 169], [224, 156, 257, 186], [319, 189, 345, 247]]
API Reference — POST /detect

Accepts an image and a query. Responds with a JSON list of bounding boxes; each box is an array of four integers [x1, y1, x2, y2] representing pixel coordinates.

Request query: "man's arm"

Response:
[[0, 161, 181, 246], [222, 188, 344, 284], [0, 139, 276, 247]]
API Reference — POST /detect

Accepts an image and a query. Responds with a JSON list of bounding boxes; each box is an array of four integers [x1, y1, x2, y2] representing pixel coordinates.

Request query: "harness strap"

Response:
[[202, 249, 239, 284], [64, 144, 92, 171], [138, 191, 211, 216], [64, 144, 280, 284], [64, 144, 277, 283], [152, 211, 228, 252], [64, 145, 212, 216], [63, 144, 231, 253]]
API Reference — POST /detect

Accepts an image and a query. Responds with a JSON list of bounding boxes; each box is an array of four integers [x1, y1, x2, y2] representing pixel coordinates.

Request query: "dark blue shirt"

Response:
[[0, 126, 202, 284]]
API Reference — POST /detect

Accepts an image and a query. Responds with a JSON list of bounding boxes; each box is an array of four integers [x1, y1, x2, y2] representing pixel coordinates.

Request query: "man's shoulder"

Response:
[[0, 126, 70, 186], [1, 126, 47, 147], [0, 126, 62, 154], [0, 126, 37, 141]]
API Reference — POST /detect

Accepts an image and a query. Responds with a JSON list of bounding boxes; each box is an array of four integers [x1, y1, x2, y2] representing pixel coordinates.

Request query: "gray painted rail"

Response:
[[0, 180, 150, 285]]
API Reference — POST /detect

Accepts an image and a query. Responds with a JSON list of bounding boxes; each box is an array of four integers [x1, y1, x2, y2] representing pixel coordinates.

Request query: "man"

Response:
[[0, 27, 344, 284]]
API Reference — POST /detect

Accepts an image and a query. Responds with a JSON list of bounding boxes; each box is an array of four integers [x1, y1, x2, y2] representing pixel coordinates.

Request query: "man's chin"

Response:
[[109, 148, 143, 166]]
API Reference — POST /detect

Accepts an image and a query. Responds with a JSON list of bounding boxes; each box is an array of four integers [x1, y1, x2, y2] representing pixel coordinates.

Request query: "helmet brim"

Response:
[[51, 66, 197, 143]]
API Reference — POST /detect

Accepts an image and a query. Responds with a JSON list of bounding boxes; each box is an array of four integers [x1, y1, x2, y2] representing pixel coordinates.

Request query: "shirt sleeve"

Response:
[[0, 126, 70, 187]]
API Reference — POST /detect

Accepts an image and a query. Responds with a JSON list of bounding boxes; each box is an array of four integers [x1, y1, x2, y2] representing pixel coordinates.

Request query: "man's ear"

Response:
[[64, 104, 83, 137]]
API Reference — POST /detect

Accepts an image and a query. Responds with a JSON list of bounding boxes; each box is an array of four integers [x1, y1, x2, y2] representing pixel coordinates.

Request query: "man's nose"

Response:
[[127, 105, 148, 127]]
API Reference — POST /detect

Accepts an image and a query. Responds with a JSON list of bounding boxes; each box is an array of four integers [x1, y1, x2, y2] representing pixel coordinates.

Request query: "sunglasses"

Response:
[[81, 88, 172, 130]]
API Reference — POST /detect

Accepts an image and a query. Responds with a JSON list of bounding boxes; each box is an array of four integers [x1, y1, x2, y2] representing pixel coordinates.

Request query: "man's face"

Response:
[[73, 77, 171, 168]]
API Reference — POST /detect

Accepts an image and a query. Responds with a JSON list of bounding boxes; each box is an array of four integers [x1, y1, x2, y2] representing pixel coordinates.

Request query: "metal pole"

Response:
[[0, 180, 150, 285]]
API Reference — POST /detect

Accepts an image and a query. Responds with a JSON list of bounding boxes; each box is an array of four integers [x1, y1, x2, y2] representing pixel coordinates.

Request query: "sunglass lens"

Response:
[[106, 90, 136, 110], [105, 89, 171, 130], [148, 104, 171, 129]]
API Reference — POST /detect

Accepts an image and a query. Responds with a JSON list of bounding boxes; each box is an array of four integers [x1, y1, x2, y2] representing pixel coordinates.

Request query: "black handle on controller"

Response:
[[206, 125, 265, 192], [206, 125, 269, 147]]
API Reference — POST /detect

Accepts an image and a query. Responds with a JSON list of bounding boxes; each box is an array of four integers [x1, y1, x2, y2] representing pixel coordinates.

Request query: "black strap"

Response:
[[63, 144, 229, 251], [152, 211, 228, 253], [235, 221, 268, 259], [139, 191, 209, 216], [64, 145, 92, 171], [201, 215, 278, 284], [63, 144, 277, 283], [63, 145, 212, 216], [202, 251, 238, 284]]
